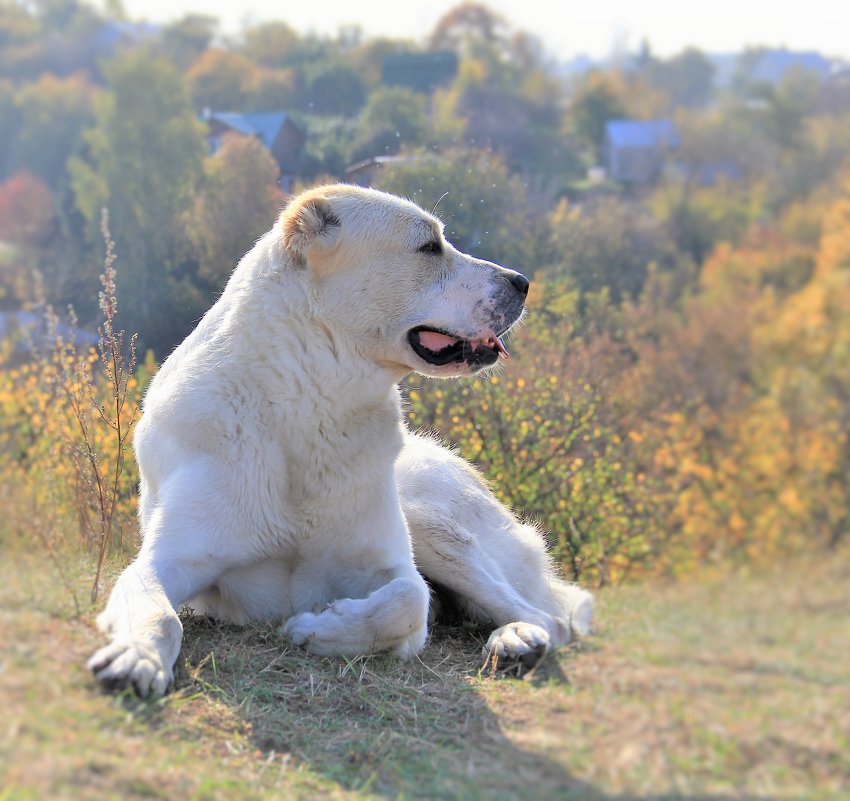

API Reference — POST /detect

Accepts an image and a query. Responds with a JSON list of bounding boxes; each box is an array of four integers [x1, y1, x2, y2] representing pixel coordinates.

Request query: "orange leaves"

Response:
[[815, 194, 850, 279], [0, 171, 54, 245]]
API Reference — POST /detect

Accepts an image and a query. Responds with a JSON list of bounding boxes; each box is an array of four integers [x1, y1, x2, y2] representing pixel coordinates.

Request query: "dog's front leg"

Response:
[[87, 558, 183, 697], [88, 542, 225, 698]]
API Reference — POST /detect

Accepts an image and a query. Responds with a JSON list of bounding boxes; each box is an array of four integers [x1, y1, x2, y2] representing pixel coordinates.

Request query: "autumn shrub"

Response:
[[0, 213, 149, 605], [407, 169, 850, 584], [612, 176, 850, 566], [405, 279, 673, 586], [2, 175, 848, 600]]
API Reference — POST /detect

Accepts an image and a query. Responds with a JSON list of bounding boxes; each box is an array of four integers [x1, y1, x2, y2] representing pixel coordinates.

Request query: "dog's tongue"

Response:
[[418, 331, 460, 352], [417, 330, 511, 360], [491, 336, 510, 359]]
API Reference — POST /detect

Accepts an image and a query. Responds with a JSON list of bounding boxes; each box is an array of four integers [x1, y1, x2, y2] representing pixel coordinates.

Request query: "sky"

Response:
[[116, 0, 850, 61]]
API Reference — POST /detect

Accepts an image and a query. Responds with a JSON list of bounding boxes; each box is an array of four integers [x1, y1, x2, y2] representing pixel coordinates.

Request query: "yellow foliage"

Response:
[[4, 167, 850, 592], [0, 305, 152, 602]]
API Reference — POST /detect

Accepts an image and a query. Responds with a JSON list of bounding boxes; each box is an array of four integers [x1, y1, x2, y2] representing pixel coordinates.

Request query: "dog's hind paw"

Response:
[[482, 621, 550, 676], [87, 640, 172, 699]]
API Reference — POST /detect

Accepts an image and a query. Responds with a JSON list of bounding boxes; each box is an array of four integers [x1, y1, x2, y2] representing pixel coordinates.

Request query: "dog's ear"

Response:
[[280, 194, 341, 264]]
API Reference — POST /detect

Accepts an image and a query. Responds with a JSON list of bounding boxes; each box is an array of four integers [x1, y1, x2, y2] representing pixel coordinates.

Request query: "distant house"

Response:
[[604, 119, 679, 184], [381, 51, 458, 92], [202, 111, 306, 191], [750, 50, 832, 85]]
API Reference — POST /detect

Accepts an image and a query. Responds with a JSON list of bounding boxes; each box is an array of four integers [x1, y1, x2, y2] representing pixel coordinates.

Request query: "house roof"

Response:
[[207, 111, 294, 149], [606, 119, 679, 150], [752, 50, 831, 84]]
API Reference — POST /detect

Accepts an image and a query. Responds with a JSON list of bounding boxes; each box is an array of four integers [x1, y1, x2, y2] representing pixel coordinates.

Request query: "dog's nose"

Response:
[[509, 272, 530, 298]]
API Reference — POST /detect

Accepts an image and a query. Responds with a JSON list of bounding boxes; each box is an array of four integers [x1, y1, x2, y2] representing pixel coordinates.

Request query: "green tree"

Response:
[[0, 2, 41, 80], [0, 0, 103, 81], [567, 72, 628, 158], [547, 197, 681, 302], [250, 68, 297, 111], [296, 114, 358, 178], [156, 14, 217, 70], [297, 61, 365, 116], [763, 113, 850, 212], [374, 146, 541, 271], [749, 68, 822, 151], [11, 73, 95, 187], [352, 87, 428, 160], [450, 80, 575, 180], [428, 1, 535, 77], [187, 48, 257, 111], [428, 6, 581, 189], [650, 109, 762, 264], [183, 133, 284, 290], [240, 21, 299, 69], [429, 2, 510, 52], [69, 51, 206, 352], [643, 48, 715, 109]]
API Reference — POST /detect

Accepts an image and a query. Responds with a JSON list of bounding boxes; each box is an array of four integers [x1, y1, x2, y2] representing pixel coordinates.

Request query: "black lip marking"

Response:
[[407, 326, 501, 368]]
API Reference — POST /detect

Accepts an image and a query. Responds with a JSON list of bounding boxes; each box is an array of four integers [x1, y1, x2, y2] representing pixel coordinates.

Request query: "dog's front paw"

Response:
[[87, 640, 172, 699], [482, 622, 550, 676]]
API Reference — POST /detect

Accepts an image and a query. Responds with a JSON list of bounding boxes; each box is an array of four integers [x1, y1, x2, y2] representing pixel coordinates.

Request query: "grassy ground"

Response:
[[1, 535, 848, 801]]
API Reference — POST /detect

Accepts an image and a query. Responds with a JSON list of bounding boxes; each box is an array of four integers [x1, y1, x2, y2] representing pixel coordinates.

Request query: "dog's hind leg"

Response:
[[407, 508, 566, 672], [398, 433, 593, 673]]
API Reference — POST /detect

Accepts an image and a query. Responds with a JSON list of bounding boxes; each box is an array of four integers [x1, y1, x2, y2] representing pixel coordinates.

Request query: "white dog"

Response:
[[88, 185, 592, 698]]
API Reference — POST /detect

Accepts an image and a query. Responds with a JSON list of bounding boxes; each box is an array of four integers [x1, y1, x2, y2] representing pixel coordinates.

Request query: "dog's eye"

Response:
[[418, 240, 443, 255]]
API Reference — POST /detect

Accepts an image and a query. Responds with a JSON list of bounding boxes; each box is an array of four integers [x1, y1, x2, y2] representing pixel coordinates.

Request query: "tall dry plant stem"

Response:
[[90, 210, 139, 601], [48, 209, 139, 602]]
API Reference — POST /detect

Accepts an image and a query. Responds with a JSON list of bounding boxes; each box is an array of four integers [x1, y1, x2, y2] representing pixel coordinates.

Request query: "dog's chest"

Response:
[[283, 416, 399, 502], [246, 398, 403, 535]]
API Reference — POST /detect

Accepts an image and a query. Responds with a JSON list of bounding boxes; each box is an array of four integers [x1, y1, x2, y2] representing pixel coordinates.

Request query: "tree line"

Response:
[[2, 0, 849, 578]]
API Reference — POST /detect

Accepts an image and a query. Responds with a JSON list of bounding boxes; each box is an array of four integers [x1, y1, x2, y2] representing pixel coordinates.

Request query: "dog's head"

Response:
[[279, 184, 528, 378]]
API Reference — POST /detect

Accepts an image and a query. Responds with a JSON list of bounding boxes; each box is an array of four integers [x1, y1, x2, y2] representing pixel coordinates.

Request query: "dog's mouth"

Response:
[[407, 326, 510, 368]]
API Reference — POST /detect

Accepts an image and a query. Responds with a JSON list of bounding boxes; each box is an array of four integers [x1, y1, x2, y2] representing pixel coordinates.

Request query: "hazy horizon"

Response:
[[112, 0, 850, 61]]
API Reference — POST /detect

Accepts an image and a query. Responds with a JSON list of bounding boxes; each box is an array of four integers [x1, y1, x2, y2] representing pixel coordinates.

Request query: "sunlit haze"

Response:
[[116, 0, 850, 60]]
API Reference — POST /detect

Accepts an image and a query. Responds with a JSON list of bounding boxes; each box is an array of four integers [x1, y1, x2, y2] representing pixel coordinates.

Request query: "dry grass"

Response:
[[1, 531, 849, 800]]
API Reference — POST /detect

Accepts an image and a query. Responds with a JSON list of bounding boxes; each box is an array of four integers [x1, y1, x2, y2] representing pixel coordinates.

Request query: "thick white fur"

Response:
[[88, 184, 592, 697]]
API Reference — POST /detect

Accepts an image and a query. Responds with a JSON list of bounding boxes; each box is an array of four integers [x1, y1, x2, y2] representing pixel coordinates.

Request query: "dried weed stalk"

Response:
[[44, 209, 139, 602]]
